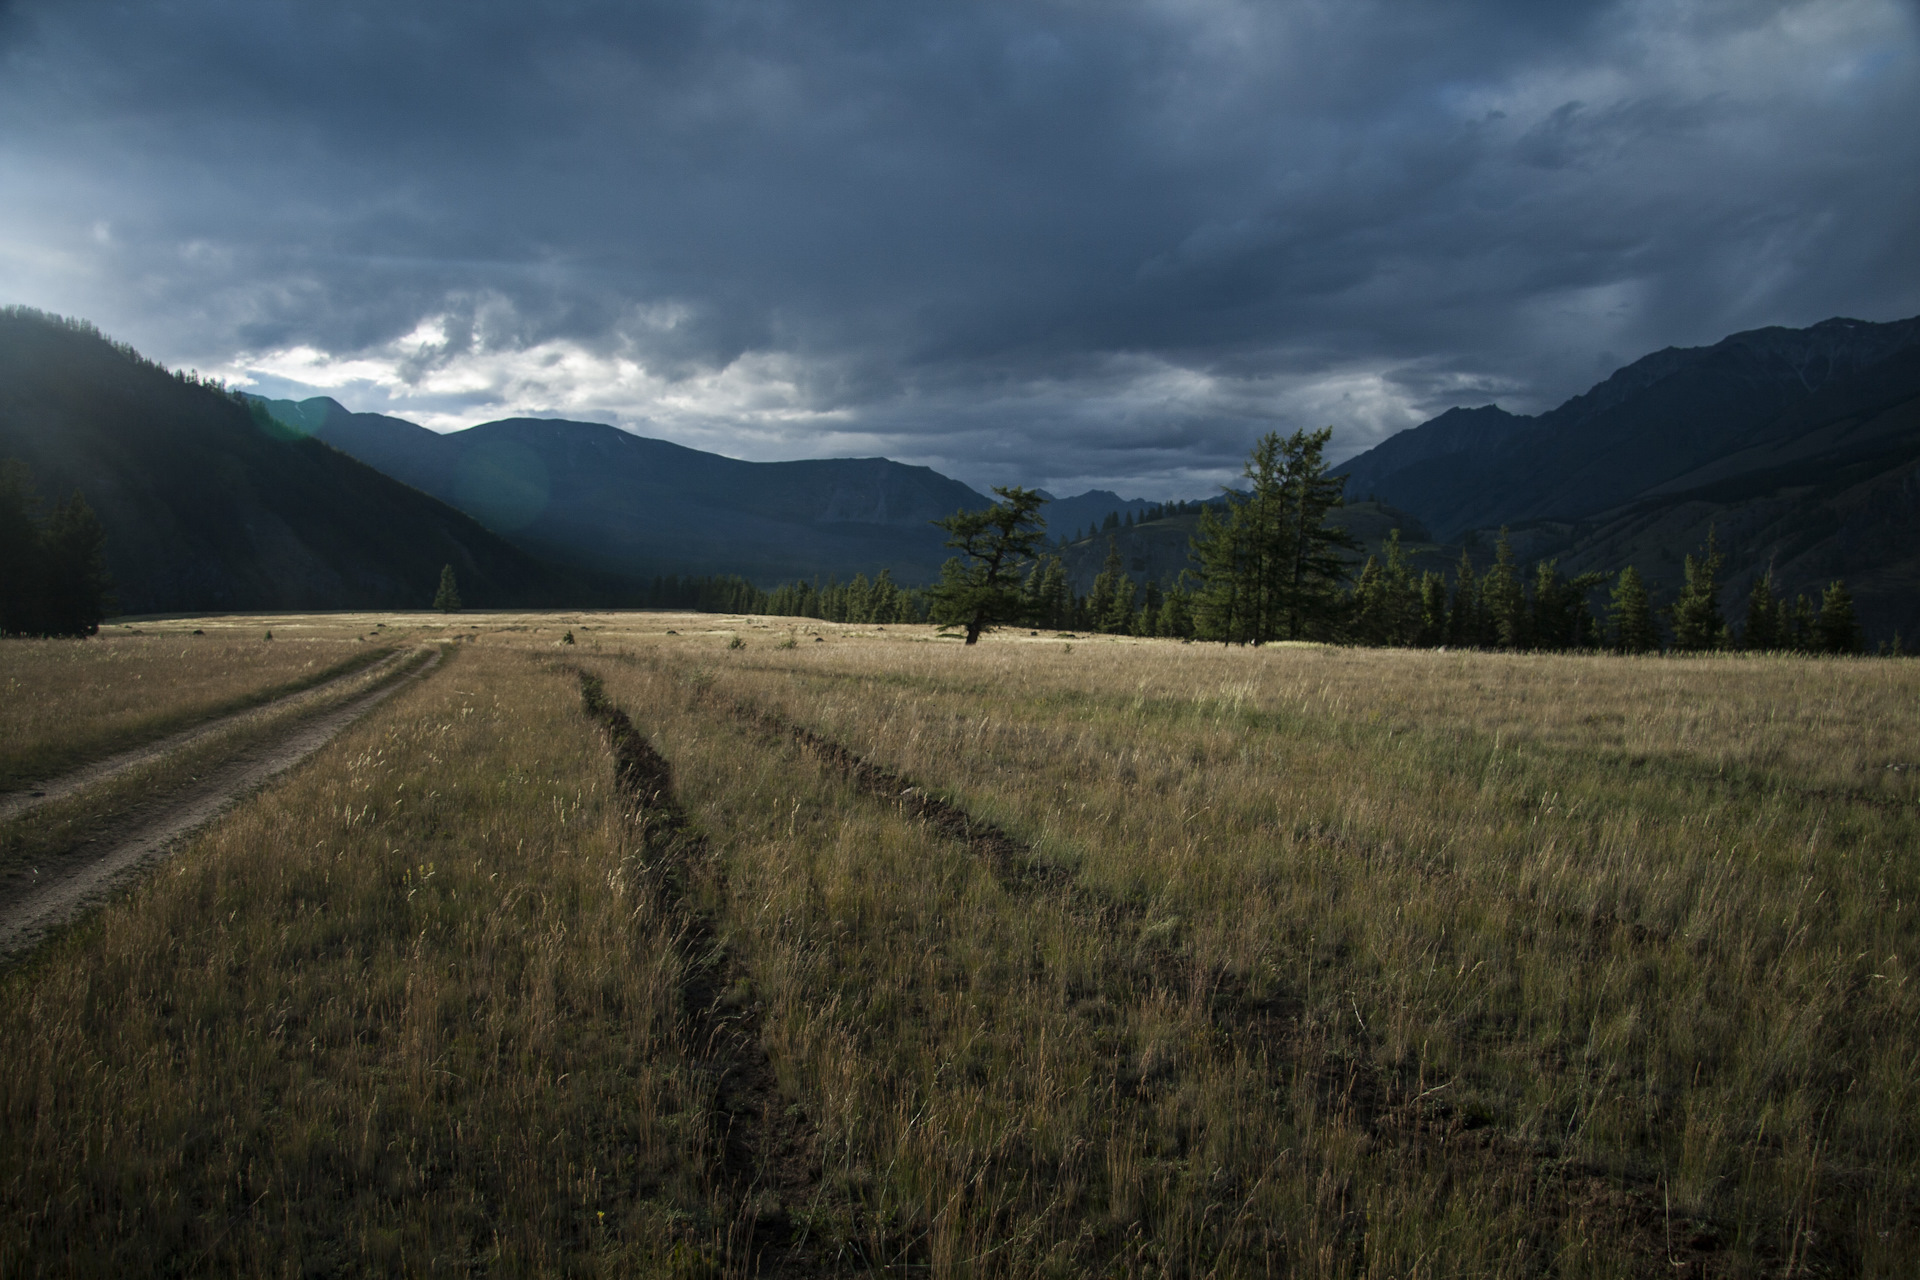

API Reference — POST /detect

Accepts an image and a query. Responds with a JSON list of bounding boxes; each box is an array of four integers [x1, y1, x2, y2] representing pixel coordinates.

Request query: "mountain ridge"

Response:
[[0, 309, 611, 615], [256, 397, 996, 585], [1335, 313, 1920, 641], [256, 396, 1172, 585], [1336, 314, 1920, 538]]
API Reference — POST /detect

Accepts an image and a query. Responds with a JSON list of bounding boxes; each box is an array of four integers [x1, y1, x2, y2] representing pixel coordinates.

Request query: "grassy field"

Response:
[[2, 640, 736, 1274], [2, 612, 1915, 1276], [0, 644, 440, 893], [0, 621, 400, 789]]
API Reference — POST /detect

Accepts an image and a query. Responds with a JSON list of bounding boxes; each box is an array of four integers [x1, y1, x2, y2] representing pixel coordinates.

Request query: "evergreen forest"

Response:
[[0, 459, 112, 637]]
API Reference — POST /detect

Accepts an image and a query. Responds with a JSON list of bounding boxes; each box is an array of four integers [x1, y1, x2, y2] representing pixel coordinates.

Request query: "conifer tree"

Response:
[[1815, 580, 1864, 654], [1609, 566, 1659, 653], [1036, 557, 1070, 628], [1786, 594, 1816, 651], [434, 564, 462, 612], [1349, 528, 1420, 646], [1742, 570, 1781, 650], [37, 492, 112, 637], [928, 486, 1049, 644], [1480, 529, 1527, 649], [1189, 501, 1252, 643], [1105, 577, 1137, 634], [870, 569, 901, 624], [1189, 428, 1356, 644], [1272, 428, 1360, 641], [845, 573, 873, 623], [1020, 559, 1047, 626], [1155, 584, 1196, 638], [1348, 555, 1388, 645], [1087, 539, 1124, 633], [1417, 571, 1448, 647], [1380, 528, 1421, 646], [1135, 580, 1164, 637], [1528, 560, 1608, 650], [0, 460, 41, 635], [1669, 527, 1726, 651], [1446, 548, 1480, 647]]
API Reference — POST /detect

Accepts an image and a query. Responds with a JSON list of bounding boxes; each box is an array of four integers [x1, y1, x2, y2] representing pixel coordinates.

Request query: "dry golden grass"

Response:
[[0, 646, 439, 891], [587, 629, 1919, 1275], [4, 610, 1914, 1277], [0, 644, 736, 1275], [0, 629, 391, 788]]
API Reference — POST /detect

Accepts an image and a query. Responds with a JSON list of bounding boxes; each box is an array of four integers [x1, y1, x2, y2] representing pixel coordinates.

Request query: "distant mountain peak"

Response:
[[1324, 311, 1920, 641], [1335, 311, 1920, 536]]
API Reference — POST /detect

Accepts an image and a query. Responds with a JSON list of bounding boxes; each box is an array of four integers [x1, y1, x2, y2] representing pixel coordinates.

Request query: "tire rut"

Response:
[[575, 671, 870, 1278], [0, 647, 443, 963], [0, 647, 409, 823], [706, 682, 1750, 1278]]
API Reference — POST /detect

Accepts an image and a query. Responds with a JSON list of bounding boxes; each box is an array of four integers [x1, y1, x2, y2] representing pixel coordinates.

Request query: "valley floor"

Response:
[[2, 612, 1915, 1277]]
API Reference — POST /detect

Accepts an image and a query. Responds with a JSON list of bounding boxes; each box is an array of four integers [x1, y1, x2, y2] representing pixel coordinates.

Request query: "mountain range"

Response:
[[1333, 314, 1920, 641], [252, 398, 1173, 587], [2, 305, 1915, 639], [0, 309, 604, 615], [252, 397, 990, 586]]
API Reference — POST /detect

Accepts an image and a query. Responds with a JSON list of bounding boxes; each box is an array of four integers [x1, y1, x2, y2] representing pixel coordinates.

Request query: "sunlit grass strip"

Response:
[[0, 648, 729, 1275], [0, 636, 394, 789]]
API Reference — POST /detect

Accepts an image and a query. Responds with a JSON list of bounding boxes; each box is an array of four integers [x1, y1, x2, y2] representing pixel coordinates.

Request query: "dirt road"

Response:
[[0, 646, 443, 961], [0, 647, 415, 824]]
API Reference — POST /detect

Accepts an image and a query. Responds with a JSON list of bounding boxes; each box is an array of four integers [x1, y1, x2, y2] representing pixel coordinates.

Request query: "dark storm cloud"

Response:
[[2, 0, 1917, 494]]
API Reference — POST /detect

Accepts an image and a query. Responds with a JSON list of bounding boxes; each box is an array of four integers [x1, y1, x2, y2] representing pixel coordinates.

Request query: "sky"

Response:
[[2, 0, 1917, 498]]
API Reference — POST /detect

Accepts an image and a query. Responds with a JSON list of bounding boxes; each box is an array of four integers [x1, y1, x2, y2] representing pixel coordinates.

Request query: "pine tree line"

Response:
[[936, 428, 1885, 654], [630, 570, 935, 625], [1005, 524, 1880, 654], [0, 460, 113, 637], [1339, 526, 1872, 655], [2, 305, 252, 404]]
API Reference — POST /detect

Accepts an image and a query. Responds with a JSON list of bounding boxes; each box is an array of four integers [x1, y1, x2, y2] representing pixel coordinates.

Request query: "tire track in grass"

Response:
[[0, 648, 444, 962], [0, 645, 410, 822], [574, 671, 870, 1278], [706, 680, 1752, 1278]]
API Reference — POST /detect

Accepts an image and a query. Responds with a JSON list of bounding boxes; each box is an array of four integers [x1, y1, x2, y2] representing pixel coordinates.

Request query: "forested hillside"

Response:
[[1334, 315, 1920, 641], [0, 309, 607, 615], [256, 397, 997, 585]]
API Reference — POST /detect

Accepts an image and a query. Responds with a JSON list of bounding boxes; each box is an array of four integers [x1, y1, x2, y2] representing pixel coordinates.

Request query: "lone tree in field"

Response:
[[433, 564, 463, 613], [928, 486, 1048, 644], [1191, 427, 1357, 645]]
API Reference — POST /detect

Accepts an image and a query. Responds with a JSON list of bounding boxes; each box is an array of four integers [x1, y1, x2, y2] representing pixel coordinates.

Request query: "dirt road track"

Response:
[[0, 646, 414, 823], [0, 646, 443, 962]]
